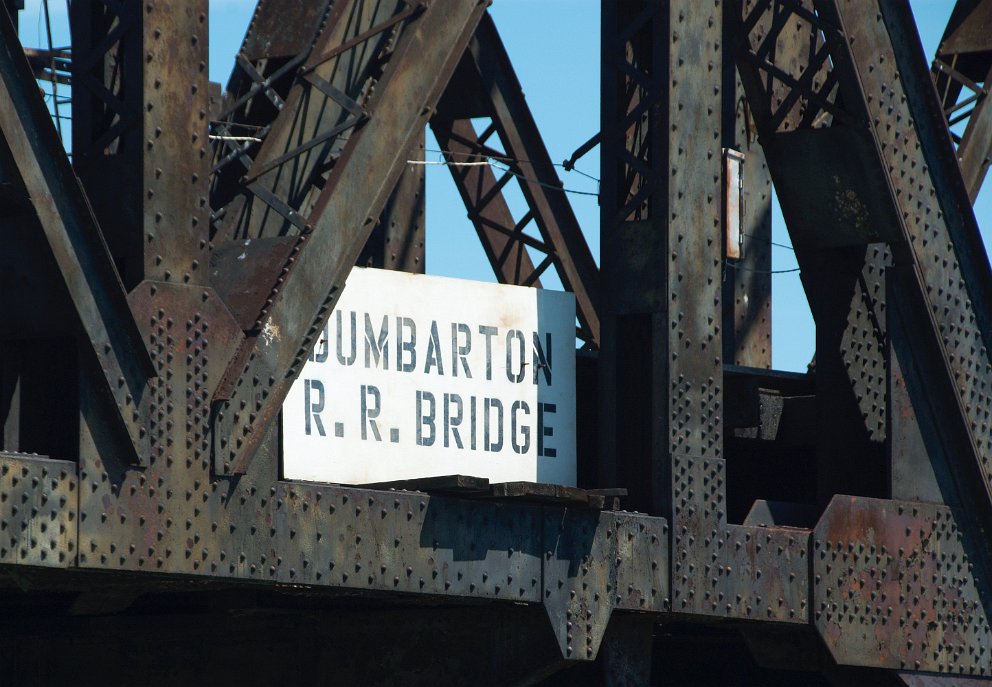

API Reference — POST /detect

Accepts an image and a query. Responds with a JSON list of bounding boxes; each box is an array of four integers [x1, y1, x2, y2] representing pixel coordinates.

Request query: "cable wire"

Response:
[[724, 259, 801, 275]]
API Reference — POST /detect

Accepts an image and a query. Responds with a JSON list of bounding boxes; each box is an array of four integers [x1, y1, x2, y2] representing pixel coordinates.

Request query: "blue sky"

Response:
[[19, 1, 986, 371]]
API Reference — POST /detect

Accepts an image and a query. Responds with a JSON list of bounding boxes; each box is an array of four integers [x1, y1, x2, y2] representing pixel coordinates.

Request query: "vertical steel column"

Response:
[[71, 0, 227, 479], [0, 6, 154, 464], [71, 0, 210, 289], [599, 0, 724, 514], [601, 0, 809, 624]]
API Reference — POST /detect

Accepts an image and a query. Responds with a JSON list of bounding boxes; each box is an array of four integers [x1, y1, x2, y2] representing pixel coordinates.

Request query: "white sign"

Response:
[[282, 268, 576, 485]]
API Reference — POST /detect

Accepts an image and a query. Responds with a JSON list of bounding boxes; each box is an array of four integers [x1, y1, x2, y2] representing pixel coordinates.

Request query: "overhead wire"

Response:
[[426, 146, 601, 182], [416, 148, 800, 268], [724, 260, 801, 275], [743, 232, 795, 252], [415, 147, 600, 197]]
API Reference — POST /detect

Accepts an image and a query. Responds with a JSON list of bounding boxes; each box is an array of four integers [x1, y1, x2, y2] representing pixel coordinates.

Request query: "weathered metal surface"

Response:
[[814, 496, 992, 674], [730, 1, 992, 594], [208, 236, 299, 331], [0, 453, 76, 568], [363, 131, 426, 273], [597, 614, 656, 687], [900, 672, 992, 686], [730, 0, 893, 507], [69, 0, 145, 288], [240, 0, 334, 62], [212, 0, 406, 243], [543, 509, 668, 660], [5, 0, 992, 680], [670, 454, 810, 622], [600, 0, 726, 510], [600, 0, 810, 625], [80, 373, 550, 599], [208, 0, 331, 218], [127, 281, 244, 480]]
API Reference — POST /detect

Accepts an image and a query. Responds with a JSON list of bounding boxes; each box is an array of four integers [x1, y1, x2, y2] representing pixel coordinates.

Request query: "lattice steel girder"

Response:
[[0, 453, 76, 568], [429, 116, 544, 288], [452, 13, 601, 347], [210, 0, 426, 271], [212, 0, 410, 243], [0, 8, 153, 465], [212, 0, 489, 475], [732, 1, 992, 671], [814, 496, 992, 674], [932, 0, 992, 203]]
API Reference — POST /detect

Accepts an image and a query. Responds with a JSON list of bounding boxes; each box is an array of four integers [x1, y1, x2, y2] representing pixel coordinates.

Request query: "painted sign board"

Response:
[[282, 268, 576, 486]]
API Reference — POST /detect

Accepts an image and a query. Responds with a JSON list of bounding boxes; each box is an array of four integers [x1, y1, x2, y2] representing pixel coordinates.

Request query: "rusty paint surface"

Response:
[[814, 496, 991, 674]]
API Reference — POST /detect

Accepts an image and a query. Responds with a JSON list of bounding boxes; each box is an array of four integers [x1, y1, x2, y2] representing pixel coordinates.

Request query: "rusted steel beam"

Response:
[[0, 8, 152, 464], [931, 0, 992, 203], [212, 0, 488, 475], [208, 0, 334, 221], [0, 452, 76, 568], [814, 496, 991, 674], [211, 0, 425, 274], [828, 0, 992, 545], [900, 673, 992, 686], [22, 47, 71, 86], [360, 130, 426, 273], [721, 6, 773, 369]]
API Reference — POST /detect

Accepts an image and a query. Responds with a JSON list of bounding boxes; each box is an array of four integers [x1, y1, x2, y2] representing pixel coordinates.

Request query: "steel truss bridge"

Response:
[[0, 0, 991, 684]]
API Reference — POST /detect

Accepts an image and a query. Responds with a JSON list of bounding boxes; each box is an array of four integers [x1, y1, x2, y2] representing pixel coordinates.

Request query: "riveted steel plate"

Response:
[[0, 453, 76, 567], [543, 509, 669, 661], [837, 0, 992, 527], [814, 496, 992, 674], [260, 484, 544, 599], [672, 454, 809, 622], [900, 672, 992, 686]]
